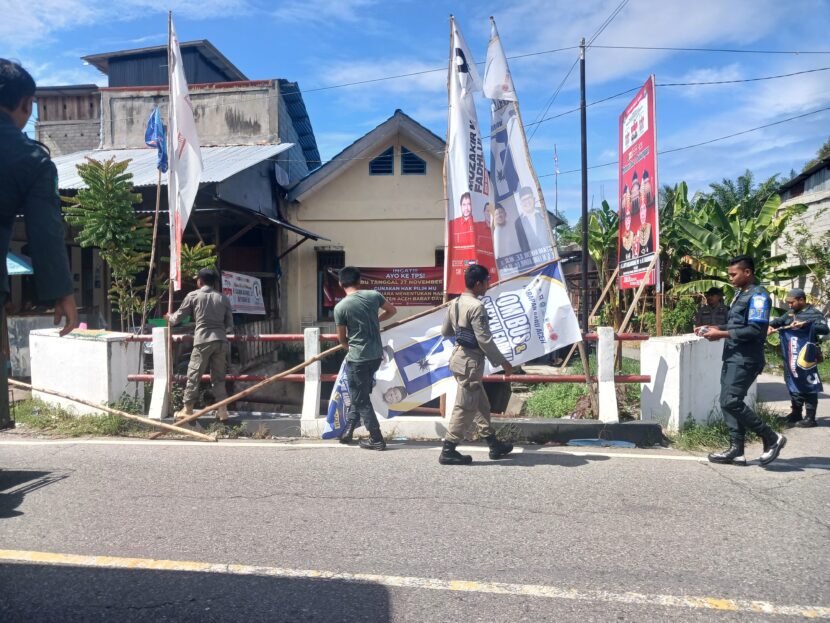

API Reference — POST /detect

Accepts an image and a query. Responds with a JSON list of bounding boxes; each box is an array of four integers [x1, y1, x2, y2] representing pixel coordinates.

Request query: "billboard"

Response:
[[221, 271, 265, 315], [322, 267, 443, 308]]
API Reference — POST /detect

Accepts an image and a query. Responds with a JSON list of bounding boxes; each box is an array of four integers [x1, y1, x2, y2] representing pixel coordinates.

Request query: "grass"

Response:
[[669, 402, 784, 451], [12, 399, 150, 437]]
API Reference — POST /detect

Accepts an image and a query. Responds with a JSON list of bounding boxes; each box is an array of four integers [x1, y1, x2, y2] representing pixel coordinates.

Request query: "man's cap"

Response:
[[787, 288, 806, 299], [705, 286, 724, 296]]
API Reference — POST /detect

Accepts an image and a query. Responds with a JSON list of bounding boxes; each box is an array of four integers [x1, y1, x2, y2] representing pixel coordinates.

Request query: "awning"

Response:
[[7, 251, 33, 276], [53, 144, 294, 190]]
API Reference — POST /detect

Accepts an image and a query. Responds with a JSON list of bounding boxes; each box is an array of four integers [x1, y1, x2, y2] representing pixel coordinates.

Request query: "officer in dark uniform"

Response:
[[768, 287, 828, 428], [0, 60, 76, 428], [695, 255, 786, 466], [693, 286, 729, 327]]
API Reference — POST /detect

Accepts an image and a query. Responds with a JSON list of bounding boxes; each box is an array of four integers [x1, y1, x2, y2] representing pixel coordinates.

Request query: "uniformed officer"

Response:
[[768, 287, 828, 428], [695, 255, 786, 466], [694, 286, 729, 327], [0, 60, 76, 429], [165, 268, 233, 423], [439, 264, 514, 465]]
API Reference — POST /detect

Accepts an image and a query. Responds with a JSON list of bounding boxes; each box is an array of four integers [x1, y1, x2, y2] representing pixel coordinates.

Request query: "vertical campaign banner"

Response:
[[484, 18, 557, 278], [618, 75, 660, 290], [445, 17, 498, 294]]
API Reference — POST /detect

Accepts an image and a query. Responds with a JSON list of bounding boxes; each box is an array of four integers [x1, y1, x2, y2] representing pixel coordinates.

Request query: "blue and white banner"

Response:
[[780, 323, 823, 395], [322, 261, 580, 437]]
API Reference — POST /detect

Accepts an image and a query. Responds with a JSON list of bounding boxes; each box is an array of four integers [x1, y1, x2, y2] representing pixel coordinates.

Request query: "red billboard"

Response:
[[617, 75, 660, 290], [323, 267, 444, 307]]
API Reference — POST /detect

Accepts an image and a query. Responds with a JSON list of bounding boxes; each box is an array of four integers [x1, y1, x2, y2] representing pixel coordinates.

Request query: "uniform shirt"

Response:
[[768, 303, 829, 338], [441, 291, 509, 368], [717, 283, 771, 363], [168, 285, 233, 345], [334, 290, 386, 362], [0, 111, 73, 302], [694, 302, 729, 327]]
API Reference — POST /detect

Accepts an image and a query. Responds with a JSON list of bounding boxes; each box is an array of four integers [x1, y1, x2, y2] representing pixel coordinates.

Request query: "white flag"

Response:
[[167, 15, 202, 291], [483, 20, 517, 101], [445, 16, 497, 294]]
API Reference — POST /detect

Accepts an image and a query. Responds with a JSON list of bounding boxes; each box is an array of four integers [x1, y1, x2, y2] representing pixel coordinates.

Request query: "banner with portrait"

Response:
[[221, 270, 265, 315], [618, 75, 660, 290], [779, 323, 823, 395]]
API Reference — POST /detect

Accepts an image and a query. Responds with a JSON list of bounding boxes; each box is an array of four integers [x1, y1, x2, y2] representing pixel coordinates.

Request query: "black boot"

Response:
[[778, 404, 803, 428], [760, 432, 787, 466], [708, 441, 747, 466], [438, 440, 472, 465], [359, 428, 386, 451], [796, 410, 817, 428], [485, 435, 514, 460], [338, 419, 359, 444]]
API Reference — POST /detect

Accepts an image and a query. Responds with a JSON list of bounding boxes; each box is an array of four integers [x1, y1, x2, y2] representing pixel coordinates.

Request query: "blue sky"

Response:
[[4, 0, 830, 225]]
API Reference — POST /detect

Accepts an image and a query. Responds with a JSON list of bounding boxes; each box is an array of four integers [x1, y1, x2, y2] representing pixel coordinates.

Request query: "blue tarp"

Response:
[[7, 251, 33, 276]]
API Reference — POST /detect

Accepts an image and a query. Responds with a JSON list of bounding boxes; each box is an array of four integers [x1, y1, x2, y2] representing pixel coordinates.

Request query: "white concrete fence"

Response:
[[28, 327, 752, 434]]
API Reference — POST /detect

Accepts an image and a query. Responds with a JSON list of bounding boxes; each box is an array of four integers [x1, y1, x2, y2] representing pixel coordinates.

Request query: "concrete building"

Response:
[[282, 110, 446, 333]]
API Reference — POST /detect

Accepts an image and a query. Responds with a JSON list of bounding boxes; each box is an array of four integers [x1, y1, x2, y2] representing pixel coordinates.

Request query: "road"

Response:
[[0, 379, 828, 622]]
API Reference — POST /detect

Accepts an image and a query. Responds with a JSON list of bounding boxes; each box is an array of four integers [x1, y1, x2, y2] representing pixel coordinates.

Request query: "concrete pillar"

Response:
[[301, 327, 321, 427], [148, 327, 170, 419], [597, 326, 619, 423]]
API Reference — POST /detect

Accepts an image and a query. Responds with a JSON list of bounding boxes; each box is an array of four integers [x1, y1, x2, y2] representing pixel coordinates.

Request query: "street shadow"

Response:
[[459, 451, 612, 468], [756, 380, 798, 403], [0, 470, 70, 519], [761, 456, 830, 473], [0, 562, 392, 622]]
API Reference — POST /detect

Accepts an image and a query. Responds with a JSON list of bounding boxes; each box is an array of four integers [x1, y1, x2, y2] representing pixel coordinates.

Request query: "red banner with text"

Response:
[[323, 267, 444, 308]]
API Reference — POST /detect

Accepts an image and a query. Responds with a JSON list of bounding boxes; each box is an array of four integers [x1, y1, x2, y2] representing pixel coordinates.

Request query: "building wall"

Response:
[[281, 135, 445, 332], [99, 81, 280, 149], [36, 119, 101, 156]]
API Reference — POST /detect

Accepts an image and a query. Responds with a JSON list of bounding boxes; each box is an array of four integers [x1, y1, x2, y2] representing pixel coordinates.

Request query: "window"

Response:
[[401, 146, 426, 175], [369, 147, 394, 175], [434, 248, 445, 268], [317, 249, 345, 321]]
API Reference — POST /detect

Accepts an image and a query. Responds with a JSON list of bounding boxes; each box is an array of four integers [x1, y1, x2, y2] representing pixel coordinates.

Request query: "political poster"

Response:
[[322, 261, 581, 438], [322, 267, 443, 308], [779, 323, 823, 395], [221, 270, 265, 315], [618, 75, 660, 290]]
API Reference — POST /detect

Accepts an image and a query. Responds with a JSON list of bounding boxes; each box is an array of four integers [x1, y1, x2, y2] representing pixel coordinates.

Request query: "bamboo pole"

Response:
[[149, 344, 344, 439], [9, 379, 215, 442], [560, 266, 619, 369]]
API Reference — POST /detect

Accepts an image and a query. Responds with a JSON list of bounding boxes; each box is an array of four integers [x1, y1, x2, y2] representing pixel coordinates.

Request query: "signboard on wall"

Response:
[[323, 267, 443, 307], [221, 270, 266, 315]]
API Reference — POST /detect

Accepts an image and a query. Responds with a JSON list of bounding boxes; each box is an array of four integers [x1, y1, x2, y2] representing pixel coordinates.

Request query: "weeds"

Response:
[[669, 402, 784, 451], [13, 399, 149, 437]]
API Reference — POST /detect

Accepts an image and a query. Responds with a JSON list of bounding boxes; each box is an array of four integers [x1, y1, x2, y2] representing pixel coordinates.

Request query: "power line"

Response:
[[538, 104, 830, 178], [587, 0, 630, 47], [591, 44, 830, 55], [658, 65, 830, 87]]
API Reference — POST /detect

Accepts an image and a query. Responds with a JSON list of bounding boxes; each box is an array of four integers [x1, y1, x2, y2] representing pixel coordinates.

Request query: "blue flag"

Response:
[[144, 107, 168, 173], [779, 322, 823, 395]]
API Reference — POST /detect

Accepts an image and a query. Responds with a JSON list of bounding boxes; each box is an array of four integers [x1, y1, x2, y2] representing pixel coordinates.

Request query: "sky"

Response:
[[3, 0, 830, 225]]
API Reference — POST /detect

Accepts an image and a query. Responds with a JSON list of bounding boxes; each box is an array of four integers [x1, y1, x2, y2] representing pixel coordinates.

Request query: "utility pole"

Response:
[[579, 37, 589, 334]]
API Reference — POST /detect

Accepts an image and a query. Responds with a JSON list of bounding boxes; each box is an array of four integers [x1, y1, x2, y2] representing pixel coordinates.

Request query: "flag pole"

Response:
[[165, 11, 175, 413], [439, 14, 454, 418]]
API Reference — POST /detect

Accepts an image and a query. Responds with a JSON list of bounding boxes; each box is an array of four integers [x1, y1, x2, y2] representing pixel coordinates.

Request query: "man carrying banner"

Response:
[[695, 256, 786, 466], [768, 288, 828, 428], [439, 265, 514, 465], [335, 266, 397, 450], [165, 268, 233, 423]]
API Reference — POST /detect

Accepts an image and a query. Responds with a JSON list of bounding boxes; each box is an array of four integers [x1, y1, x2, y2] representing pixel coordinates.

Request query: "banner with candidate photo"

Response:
[[321, 261, 581, 437], [779, 323, 823, 395], [617, 75, 660, 290], [484, 17, 557, 278]]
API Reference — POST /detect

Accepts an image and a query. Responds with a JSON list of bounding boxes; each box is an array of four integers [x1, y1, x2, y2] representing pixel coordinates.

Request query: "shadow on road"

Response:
[[0, 470, 70, 519], [761, 457, 830, 473], [465, 452, 612, 468], [0, 562, 392, 622]]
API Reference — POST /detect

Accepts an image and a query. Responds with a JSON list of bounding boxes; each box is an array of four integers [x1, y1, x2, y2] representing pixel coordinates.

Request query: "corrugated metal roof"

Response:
[[54, 144, 293, 190]]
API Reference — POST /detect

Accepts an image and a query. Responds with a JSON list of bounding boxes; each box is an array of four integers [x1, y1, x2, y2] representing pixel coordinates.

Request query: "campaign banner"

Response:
[[322, 261, 581, 438], [484, 18, 557, 278], [445, 17, 498, 295], [221, 270, 265, 315], [618, 75, 660, 290], [779, 323, 823, 395], [322, 267, 443, 308]]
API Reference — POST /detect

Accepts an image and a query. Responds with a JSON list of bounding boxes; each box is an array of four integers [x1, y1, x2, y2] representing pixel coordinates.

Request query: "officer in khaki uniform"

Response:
[[439, 264, 514, 465], [695, 255, 786, 467], [166, 268, 233, 422]]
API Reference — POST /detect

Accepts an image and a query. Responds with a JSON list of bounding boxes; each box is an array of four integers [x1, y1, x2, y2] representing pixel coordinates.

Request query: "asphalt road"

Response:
[[0, 387, 828, 622]]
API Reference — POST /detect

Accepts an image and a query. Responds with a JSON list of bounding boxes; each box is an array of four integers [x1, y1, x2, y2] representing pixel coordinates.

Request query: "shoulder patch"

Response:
[[747, 293, 770, 323]]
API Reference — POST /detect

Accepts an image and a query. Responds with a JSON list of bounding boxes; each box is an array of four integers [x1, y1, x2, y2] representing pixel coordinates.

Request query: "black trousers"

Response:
[[346, 358, 382, 433], [790, 391, 818, 412], [719, 360, 773, 444]]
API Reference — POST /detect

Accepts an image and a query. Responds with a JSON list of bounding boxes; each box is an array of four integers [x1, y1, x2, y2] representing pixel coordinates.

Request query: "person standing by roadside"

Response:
[[768, 288, 828, 428], [165, 268, 233, 423], [335, 266, 397, 450], [694, 287, 729, 327], [695, 255, 786, 466], [0, 59, 77, 429], [439, 264, 514, 465]]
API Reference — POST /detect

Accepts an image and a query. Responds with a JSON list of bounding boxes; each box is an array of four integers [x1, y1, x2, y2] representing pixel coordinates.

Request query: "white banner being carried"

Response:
[[167, 14, 203, 291], [484, 17, 557, 278], [322, 261, 581, 438]]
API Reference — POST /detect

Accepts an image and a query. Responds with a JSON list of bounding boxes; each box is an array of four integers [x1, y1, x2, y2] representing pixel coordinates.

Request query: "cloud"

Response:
[[271, 0, 379, 25]]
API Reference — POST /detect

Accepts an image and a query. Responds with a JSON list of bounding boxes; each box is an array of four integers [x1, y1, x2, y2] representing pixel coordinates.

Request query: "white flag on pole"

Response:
[[167, 15, 202, 291]]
